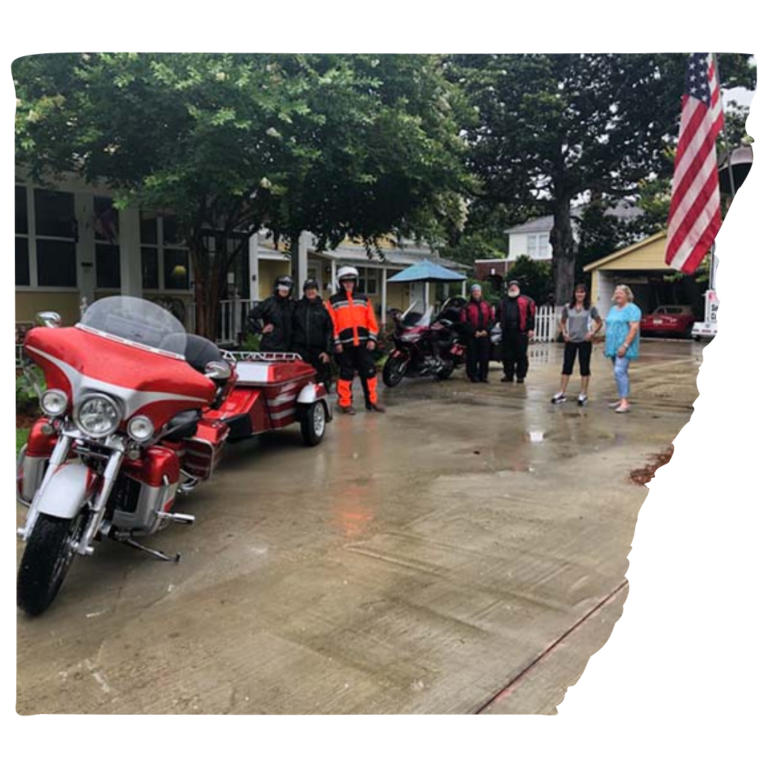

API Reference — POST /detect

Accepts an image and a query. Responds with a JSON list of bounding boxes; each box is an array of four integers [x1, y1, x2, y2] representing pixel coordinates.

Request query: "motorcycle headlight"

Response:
[[127, 415, 154, 443], [75, 394, 121, 438], [40, 388, 68, 417]]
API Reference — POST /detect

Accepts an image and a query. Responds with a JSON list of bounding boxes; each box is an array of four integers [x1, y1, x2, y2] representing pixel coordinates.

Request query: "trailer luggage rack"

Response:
[[222, 351, 302, 363]]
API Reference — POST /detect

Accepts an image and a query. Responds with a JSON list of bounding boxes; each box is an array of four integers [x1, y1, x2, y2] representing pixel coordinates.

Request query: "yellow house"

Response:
[[584, 231, 705, 319], [16, 175, 466, 344]]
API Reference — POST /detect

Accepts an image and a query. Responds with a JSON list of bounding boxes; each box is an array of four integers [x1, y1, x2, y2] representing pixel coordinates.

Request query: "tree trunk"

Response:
[[550, 195, 576, 305], [190, 238, 222, 341]]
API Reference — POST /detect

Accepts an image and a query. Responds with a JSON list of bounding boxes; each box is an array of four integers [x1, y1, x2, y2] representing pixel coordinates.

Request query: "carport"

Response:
[[584, 232, 705, 319]]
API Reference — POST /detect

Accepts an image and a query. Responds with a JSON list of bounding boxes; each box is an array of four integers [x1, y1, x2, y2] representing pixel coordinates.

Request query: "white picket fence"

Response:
[[532, 306, 561, 342], [186, 299, 563, 345]]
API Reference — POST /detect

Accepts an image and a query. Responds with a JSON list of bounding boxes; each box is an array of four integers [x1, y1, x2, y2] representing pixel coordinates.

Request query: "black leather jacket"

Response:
[[247, 294, 294, 352], [291, 296, 334, 353]]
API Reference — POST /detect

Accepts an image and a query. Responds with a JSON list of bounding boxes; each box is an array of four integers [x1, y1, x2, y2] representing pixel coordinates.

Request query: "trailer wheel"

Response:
[[301, 401, 326, 447]]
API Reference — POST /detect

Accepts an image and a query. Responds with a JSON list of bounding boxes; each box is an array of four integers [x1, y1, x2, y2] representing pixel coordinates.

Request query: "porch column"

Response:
[[291, 230, 310, 289], [118, 206, 142, 297], [330, 259, 337, 294], [248, 232, 260, 303], [381, 267, 388, 326], [461, 280, 467, 298]]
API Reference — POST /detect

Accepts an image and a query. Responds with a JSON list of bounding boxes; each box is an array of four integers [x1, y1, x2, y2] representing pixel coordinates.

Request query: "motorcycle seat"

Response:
[[162, 333, 223, 374]]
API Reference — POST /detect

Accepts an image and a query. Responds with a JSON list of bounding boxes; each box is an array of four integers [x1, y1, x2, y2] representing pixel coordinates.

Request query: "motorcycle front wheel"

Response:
[[383, 355, 408, 388], [17, 512, 85, 616]]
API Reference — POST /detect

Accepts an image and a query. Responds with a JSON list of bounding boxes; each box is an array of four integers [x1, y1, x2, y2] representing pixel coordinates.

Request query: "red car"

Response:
[[640, 305, 696, 337]]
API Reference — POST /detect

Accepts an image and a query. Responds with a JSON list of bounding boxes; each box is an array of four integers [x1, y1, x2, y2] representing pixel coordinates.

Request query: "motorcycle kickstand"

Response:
[[122, 537, 181, 563]]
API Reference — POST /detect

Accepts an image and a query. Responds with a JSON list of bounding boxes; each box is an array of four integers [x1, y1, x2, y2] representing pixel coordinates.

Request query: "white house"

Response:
[[473, 202, 643, 280]]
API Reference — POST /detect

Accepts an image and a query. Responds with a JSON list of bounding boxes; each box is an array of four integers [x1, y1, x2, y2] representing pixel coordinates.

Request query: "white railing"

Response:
[[533, 306, 561, 342], [187, 299, 258, 344], [219, 299, 258, 344]]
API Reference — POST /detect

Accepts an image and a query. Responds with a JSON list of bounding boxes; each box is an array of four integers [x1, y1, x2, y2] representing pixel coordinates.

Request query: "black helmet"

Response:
[[303, 278, 320, 292], [274, 275, 294, 294]]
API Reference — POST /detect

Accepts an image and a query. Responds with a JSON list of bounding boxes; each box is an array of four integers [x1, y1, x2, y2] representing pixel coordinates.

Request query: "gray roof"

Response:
[[255, 231, 466, 272], [313, 245, 467, 272], [504, 215, 553, 235], [504, 202, 644, 235]]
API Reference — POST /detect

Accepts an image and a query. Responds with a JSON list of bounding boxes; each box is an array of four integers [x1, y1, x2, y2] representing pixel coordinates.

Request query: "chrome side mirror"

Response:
[[35, 311, 62, 328], [204, 360, 232, 379]]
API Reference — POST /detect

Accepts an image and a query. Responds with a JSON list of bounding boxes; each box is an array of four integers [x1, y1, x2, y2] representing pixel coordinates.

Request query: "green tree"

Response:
[[503, 255, 553, 305], [14, 53, 473, 338], [448, 53, 755, 304]]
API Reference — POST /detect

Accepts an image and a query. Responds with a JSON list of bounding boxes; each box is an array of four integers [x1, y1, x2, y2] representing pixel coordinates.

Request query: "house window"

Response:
[[16, 185, 82, 289], [33, 189, 78, 288], [15, 186, 30, 286], [94, 197, 121, 289], [140, 209, 158, 245], [140, 212, 190, 292], [16, 237, 30, 287], [96, 244, 121, 289], [16, 185, 28, 234], [164, 250, 190, 291], [37, 240, 77, 287], [141, 248, 160, 289], [526, 233, 550, 260], [359, 267, 380, 295], [35, 189, 75, 238]]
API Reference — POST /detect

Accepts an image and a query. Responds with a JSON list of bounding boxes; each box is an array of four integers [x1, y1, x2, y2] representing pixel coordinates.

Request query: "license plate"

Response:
[[653, 318, 663, 325]]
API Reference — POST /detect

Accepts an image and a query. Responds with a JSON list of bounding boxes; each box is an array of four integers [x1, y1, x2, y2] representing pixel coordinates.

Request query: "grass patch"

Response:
[[16, 428, 29, 453]]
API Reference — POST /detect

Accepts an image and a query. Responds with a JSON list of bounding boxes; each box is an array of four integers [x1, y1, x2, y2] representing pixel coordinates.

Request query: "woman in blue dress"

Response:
[[604, 284, 641, 413]]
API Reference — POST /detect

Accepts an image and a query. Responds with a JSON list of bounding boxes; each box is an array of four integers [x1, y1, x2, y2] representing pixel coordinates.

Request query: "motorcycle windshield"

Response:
[[78, 296, 188, 358], [401, 302, 434, 329]]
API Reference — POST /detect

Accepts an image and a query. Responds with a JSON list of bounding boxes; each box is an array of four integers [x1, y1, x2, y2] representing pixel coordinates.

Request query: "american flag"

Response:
[[664, 53, 725, 274]]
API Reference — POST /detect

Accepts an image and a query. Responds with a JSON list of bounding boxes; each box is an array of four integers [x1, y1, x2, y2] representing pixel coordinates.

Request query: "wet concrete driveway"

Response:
[[16, 340, 703, 714]]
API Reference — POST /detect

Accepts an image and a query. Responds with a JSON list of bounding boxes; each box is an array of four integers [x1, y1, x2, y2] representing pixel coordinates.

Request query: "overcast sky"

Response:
[[723, 86, 754, 107], [725, 56, 757, 107]]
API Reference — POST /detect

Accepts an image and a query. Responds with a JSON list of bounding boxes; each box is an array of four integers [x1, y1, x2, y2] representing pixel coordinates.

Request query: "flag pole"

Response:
[[710, 52, 735, 295], [712, 53, 738, 199]]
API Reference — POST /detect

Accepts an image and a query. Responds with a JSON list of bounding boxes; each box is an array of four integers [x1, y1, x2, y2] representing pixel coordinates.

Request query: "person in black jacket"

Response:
[[292, 278, 334, 389], [496, 278, 536, 383], [247, 275, 294, 352]]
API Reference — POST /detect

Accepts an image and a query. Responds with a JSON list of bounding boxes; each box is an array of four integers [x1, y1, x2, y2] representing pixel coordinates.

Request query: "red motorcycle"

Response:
[[382, 298, 467, 388], [16, 296, 330, 615]]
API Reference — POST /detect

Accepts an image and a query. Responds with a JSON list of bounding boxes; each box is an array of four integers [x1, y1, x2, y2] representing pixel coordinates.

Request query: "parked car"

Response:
[[640, 305, 696, 338]]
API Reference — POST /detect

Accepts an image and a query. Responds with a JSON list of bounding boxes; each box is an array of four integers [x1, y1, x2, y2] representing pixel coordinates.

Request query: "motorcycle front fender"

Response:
[[36, 463, 98, 521], [389, 348, 410, 359]]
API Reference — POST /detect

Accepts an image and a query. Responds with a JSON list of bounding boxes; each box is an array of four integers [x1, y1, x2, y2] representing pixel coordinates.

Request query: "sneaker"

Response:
[[500, 376, 514, 382], [577, 393, 588, 407], [608, 400, 622, 408], [338, 404, 356, 415], [517, 378, 525, 384], [366, 402, 387, 413], [551, 393, 567, 404], [615, 404, 631, 413]]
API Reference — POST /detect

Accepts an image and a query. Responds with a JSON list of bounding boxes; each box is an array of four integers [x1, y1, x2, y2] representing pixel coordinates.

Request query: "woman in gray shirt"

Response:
[[551, 284, 602, 406]]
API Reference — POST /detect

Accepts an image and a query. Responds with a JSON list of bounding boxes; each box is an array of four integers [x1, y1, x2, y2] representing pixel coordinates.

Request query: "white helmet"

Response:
[[337, 265, 359, 289]]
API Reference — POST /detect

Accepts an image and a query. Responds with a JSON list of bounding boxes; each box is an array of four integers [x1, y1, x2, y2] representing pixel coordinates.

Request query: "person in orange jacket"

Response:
[[326, 265, 386, 415]]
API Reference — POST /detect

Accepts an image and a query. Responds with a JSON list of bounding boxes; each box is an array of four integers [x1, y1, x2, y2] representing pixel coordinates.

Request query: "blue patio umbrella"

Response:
[[386, 260, 466, 283], [386, 260, 467, 312]]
